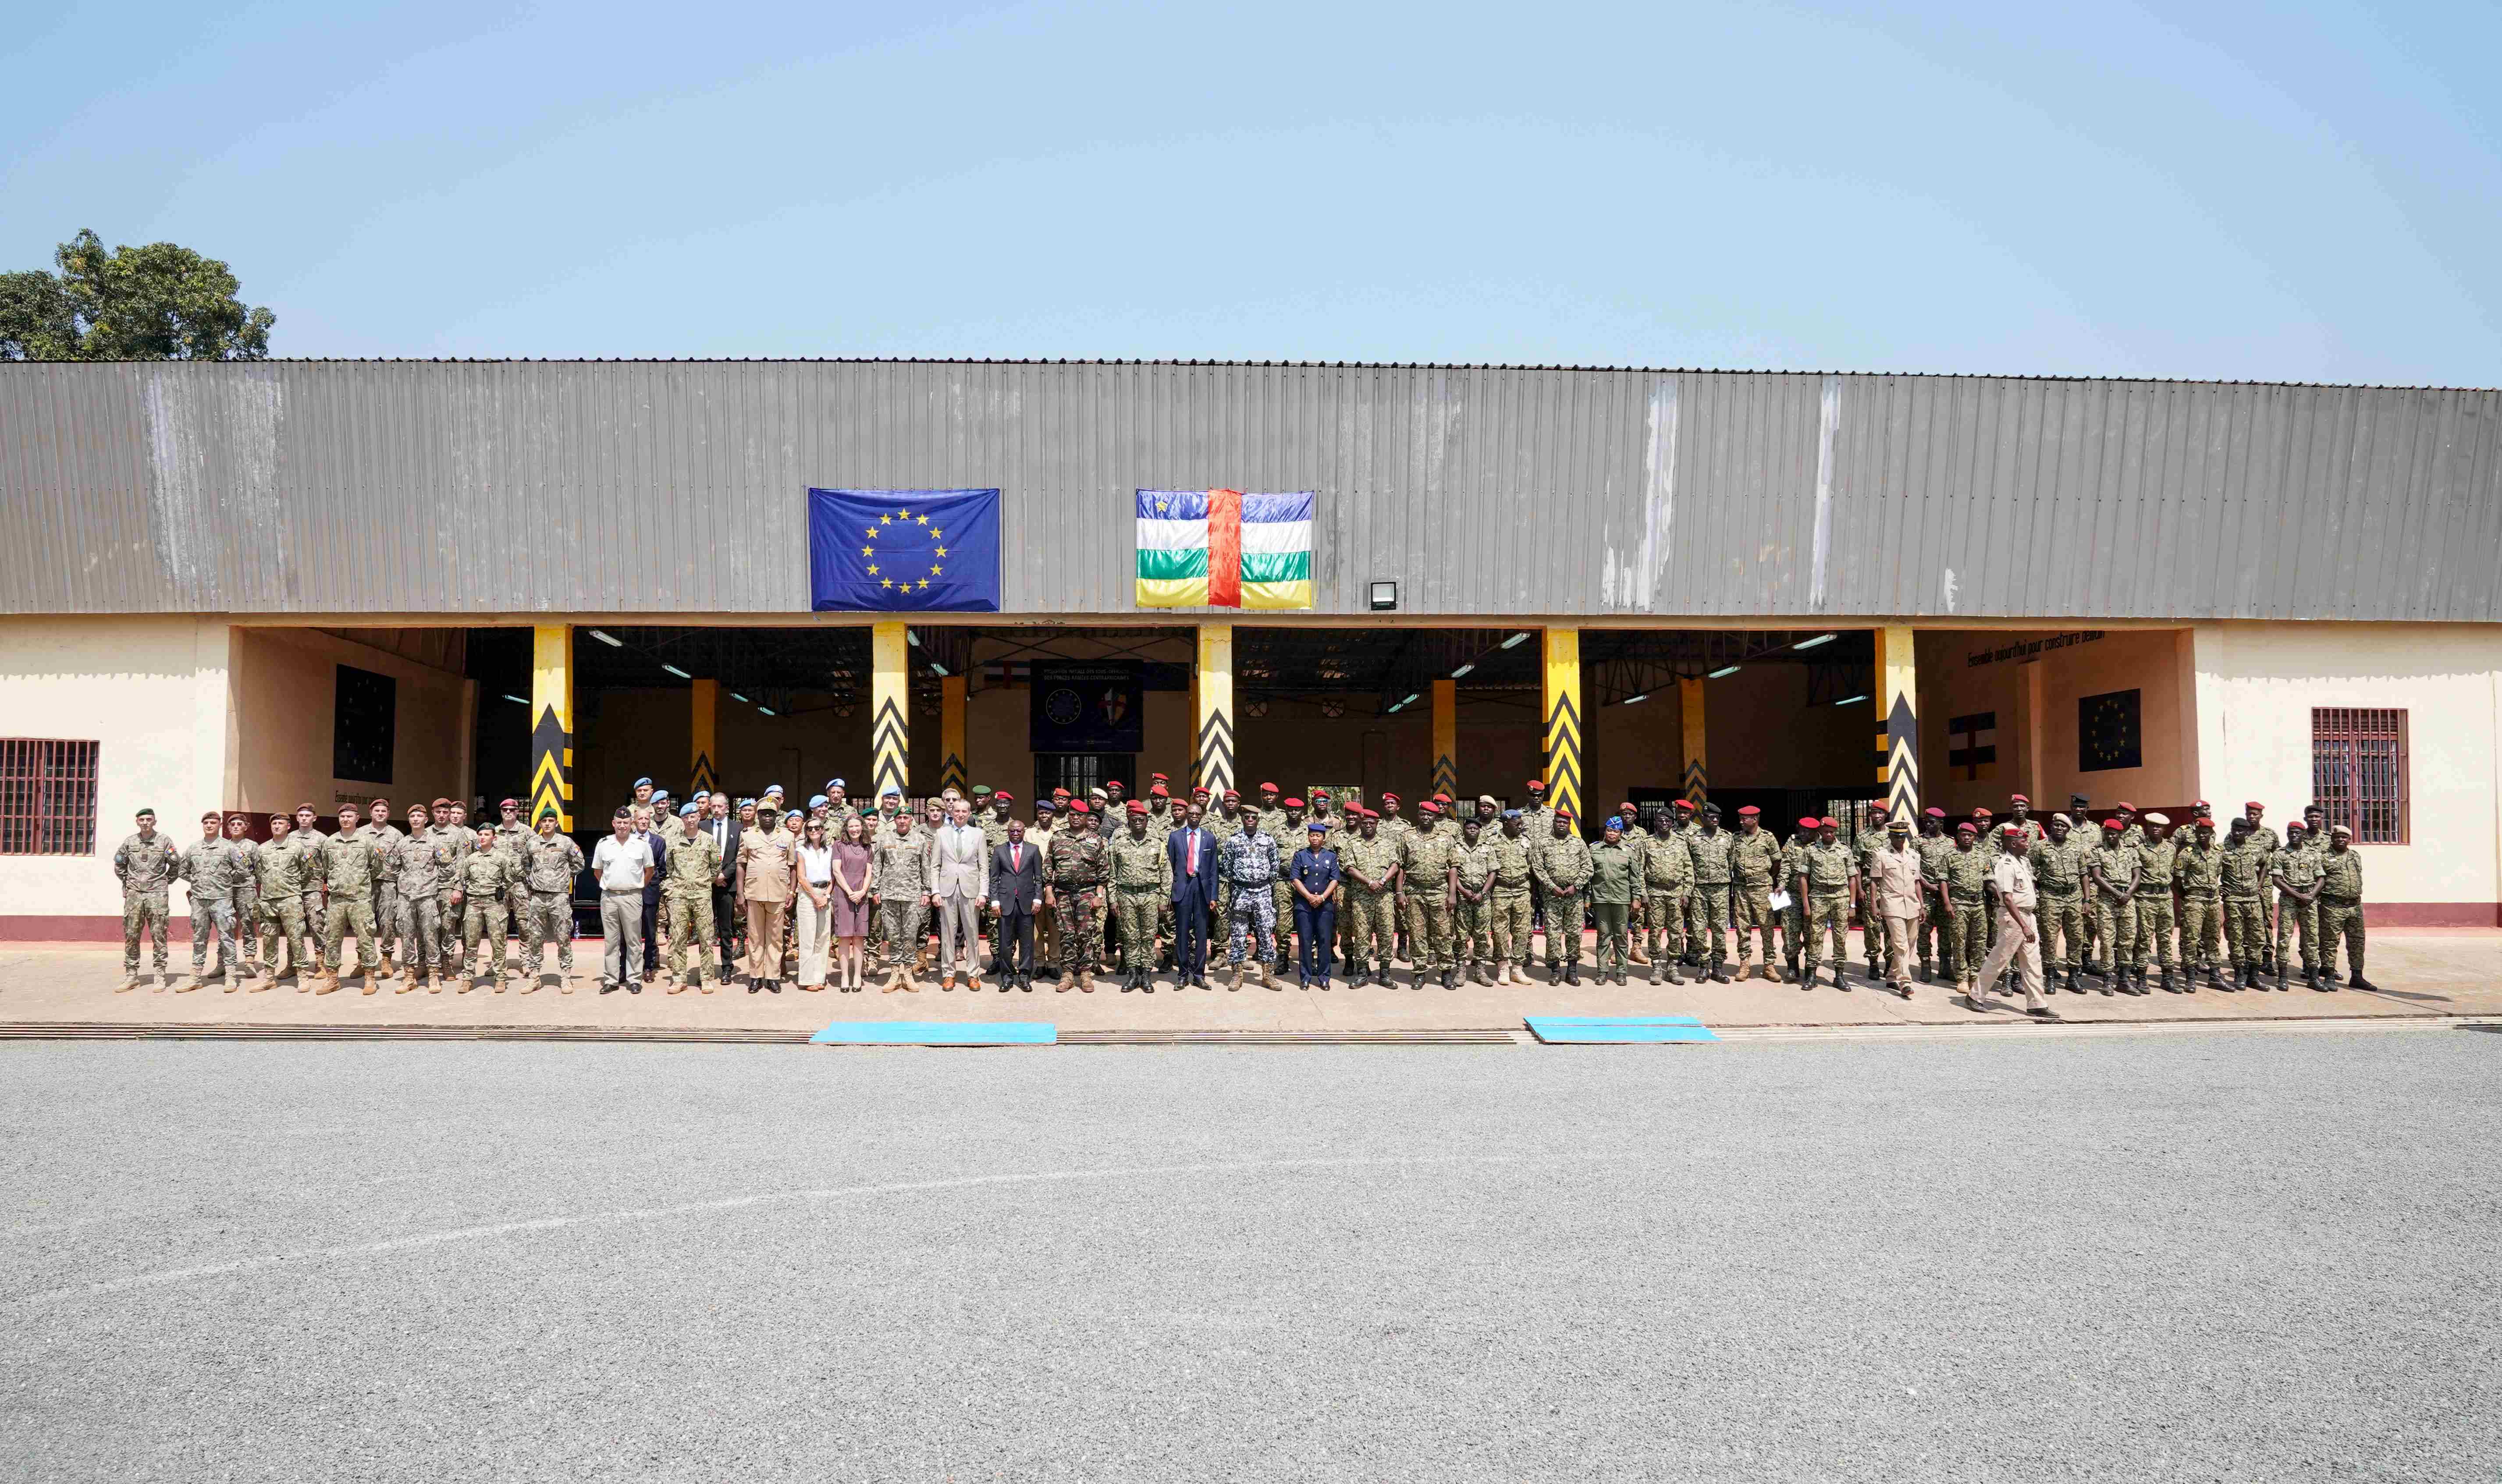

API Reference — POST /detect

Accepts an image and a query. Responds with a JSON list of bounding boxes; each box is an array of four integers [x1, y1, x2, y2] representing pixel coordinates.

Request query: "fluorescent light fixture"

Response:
[[1835, 693, 1869, 706], [757, 706, 776, 717], [501, 694, 528, 706], [1450, 663, 1475, 678], [1501, 632, 1531, 649], [907, 629, 920, 646], [1624, 692, 1648, 705], [1386, 701, 1404, 714], [588, 629, 622, 647], [1708, 664, 1742, 679], [1402, 693, 1421, 707], [1793, 633, 1838, 650], [931, 662, 949, 677], [661, 664, 689, 679], [730, 693, 749, 703]]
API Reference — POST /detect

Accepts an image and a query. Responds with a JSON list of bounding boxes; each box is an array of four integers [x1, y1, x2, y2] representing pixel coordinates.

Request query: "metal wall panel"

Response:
[[1, 361, 2495, 621]]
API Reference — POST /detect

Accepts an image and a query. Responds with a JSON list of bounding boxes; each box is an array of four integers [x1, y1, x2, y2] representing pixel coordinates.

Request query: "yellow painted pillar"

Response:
[[1541, 627, 1583, 823], [939, 675, 969, 797], [1678, 675, 1707, 806], [1194, 621, 1234, 797], [1431, 678, 1458, 802], [529, 625, 573, 831], [1876, 625, 1919, 823], [871, 620, 910, 802], [689, 678, 718, 799]]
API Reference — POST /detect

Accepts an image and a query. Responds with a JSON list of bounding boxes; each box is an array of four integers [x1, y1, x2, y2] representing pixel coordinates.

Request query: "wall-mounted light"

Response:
[[501, 694, 528, 706], [1501, 632, 1531, 649], [1402, 693, 1421, 707], [907, 629, 920, 646], [931, 662, 949, 677], [588, 629, 622, 647], [1451, 663, 1475, 678], [730, 692, 750, 703], [1708, 664, 1741, 679], [1793, 633, 1837, 650], [661, 664, 690, 679], [1834, 693, 1869, 706], [1368, 581, 1399, 611], [1624, 692, 1649, 705], [757, 706, 777, 717]]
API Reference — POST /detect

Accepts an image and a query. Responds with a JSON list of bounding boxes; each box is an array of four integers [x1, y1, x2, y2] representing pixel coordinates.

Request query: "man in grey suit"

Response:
[[927, 798, 991, 991]]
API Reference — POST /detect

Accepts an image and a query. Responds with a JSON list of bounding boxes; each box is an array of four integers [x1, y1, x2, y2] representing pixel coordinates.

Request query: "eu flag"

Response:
[[808, 488, 1002, 612]]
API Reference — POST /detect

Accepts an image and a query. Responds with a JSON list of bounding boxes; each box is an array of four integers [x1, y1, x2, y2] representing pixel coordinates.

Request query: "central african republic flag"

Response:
[[1134, 490, 1315, 610]]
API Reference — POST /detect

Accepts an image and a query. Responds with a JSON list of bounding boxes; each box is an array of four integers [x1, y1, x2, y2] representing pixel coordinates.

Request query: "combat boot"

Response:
[[426, 971, 444, 994], [1648, 961, 1665, 986], [2065, 966, 2083, 994], [1664, 961, 1686, 985], [2303, 966, 2321, 992], [2347, 973, 2377, 993], [1628, 943, 1650, 966], [117, 971, 141, 993], [1707, 960, 1731, 984], [1259, 961, 1277, 990], [1227, 963, 1245, 991], [2207, 964, 2227, 992], [1078, 968, 1096, 993], [377, 955, 397, 981], [1564, 959, 1582, 986], [1763, 959, 1784, 985], [314, 971, 341, 996], [1436, 967, 1451, 990]]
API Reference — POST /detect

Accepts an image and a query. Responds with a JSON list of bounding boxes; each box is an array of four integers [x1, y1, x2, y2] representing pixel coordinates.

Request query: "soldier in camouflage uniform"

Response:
[[1046, 803, 1109, 991], [1686, 806, 1736, 983], [1853, 809, 1893, 982], [1638, 813, 1691, 986], [357, 798, 404, 977], [1586, 817, 1637, 984], [2131, 813, 2184, 994], [316, 805, 387, 992], [870, 810, 930, 991], [112, 808, 184, 989], [1338, 812, 1403, 987], [1614, 803, 1650, 967], [2026, 815, 2092, 993], [2236, 802, 2282, 976], [1777, 819, 1813, 981], [2174, 817, 2228, 990], [251, 811, 316, 985], [1515, 781, 1555, 955], [452, 829, 519, 987], [1207, 791, 1248, 945], [1400, 802, 1461, 987], [1265, 797, 1304, 976], [386, 806, 455, 991], [290, 803, 328, 961], [2221, 818, 2275, 990], [2062, 795, 2099, 969], [1220, 803, 1283, 989], [1938, 823, 1990, 995], [2087, 818, 2143, 994], [177, 812, 248, 987], [1796, 818, 1857, 990], [2316, 825, 2372, 991], [519, 812, 585, 987], [1728, 807, 1786, 983], [2267, 822, 2322, 991], [1488, 812, 1537, 985], [1450, 817, 1499, 985], [1913, 809, 1957, 980], [490, 799, 532, 958], [1107, 803, 1170, 993], [659, 801, 722, 992], [1533, 810, 1593, 985], [222, 813, 261, 975]]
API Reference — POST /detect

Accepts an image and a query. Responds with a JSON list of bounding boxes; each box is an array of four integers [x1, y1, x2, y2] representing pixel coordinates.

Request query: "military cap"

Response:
[[1223, 788, 1239, 800], [1973, 806, 1994, 818], [1702, 802, 1722, 816], [1259, 781, 1279, 794], [1067, 801, 1091, 816], [498, 798, 519, 809], [1192, 785, 1210, 798], [1283, 797, 1304, 809], [1052, 787, 1071, 799], [1673, 799, 1695, 813], [1525, 779, 1545, 793], [994, 791, 1014, 802], [1311, 788, 1332, 800], [1924, 806, 1946, 818], [2194, 814, 2215, 828], [1150, 772, 1169, 783], [2330, 823, 2352, 836], [1307, 819, 1329, 833], [2100, 817, 2123, 831], [1601, 814, 1622, 831], [1089, 786, 1108, 799], [1955, 821, 1976, 835], [1736, 805, 1760, 816], [1887, 817, 1911, 833], [294, 802, 316, 813], [612, 806, 633, 820], [1502, 809, 1521, 820], [1034, 799, 1056, 813], [336, 803, 357, 816], [1149, 784, 1169, 797], [371, 797, 391, 807], [650, 790, 670, 802], [808, 794, 828, 809], [2115, 800, 2136, 811], [1418, 800, 1438, 814], [200, 809, 221, 823], [2051, 813, 2072, 827], [1819, 816, 1839, 829], [269, 810, 291, 823], [828, 778, 846, 790], [737, 797, 754, 808], [1618, 802, 1637, 814], [1556, 808, 1575, 821], [1477, 794, 1498, 808], [1798, 816, 1820, 830], [970, 785, 992, 798], [881, 785, 902, 797], [680, 802, 700, 817], [2285, 821, 2307, 835], [1239, 799, 1260, 813], [2144, 811, 2169, 826], [633, 777, 653, 789], [2245, 800, 2264, 811], [2009, 793, 2029, 805], [2002, 823, 2024, 837], [1127, 800, 1147, 814]]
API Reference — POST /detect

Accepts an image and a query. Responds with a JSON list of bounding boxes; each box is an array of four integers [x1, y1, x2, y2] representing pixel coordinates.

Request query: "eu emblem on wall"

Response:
[[807, 488, 1002, 612], [2079, 689, 2141, 772]]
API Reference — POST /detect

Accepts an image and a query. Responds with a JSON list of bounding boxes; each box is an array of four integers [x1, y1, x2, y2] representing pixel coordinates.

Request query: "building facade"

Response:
[[4, 359, 2497, 934]]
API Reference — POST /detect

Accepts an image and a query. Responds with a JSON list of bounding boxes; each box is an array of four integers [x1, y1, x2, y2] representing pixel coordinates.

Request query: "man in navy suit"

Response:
[[988, 817, 1045, 991], [1167, 802, 1220, 988]]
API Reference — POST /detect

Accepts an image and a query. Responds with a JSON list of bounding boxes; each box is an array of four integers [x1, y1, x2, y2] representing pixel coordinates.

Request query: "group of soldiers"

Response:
[[109, 776, 2378, 1001], [110, 796, 586, 993]]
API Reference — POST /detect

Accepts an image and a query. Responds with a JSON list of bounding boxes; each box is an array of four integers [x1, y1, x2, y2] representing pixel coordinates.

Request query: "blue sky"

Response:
[[4, 0, 2496, 381]]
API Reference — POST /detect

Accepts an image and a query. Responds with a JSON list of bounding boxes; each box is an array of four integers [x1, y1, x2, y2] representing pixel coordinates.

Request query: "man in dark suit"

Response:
[[699, 793, 740, 980], [1167, 803, 1220, 988], [988, 817, 1045, 991]]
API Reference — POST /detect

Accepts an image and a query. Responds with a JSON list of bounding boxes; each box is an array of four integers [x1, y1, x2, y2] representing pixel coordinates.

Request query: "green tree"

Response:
[[0, 229, 274, 361]]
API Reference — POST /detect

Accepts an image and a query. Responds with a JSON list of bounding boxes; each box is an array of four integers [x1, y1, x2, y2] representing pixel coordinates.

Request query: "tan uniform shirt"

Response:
[[1866, 845, 1926, 919]]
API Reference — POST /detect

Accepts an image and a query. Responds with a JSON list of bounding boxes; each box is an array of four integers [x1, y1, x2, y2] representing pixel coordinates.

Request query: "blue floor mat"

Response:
[[810, 1021, 1058, 1045], [1525, 1015, 1721, 1044]]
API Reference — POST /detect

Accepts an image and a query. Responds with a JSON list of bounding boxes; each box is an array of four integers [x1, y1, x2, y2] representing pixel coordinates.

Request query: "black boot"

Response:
[[2304, 967, 2322, 992], [1564, 959, 1581, 986], [2207, 965, 2226, 992], [1441, 967, 1456, 990], [2347, 973, 2375, 993], [2064, 966, 2083, 994]]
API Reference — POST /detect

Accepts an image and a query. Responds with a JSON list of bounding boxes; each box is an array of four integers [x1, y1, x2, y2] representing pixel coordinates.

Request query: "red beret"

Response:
[[1259, 781, 1278, 792], [1419, 800, 1439, 814], [2116, 801, 2136, 810], [1066, 801, 1090, 815], [1972, 806, 1993, 817], [1381, 792, 1400, 804], [1525, 779, 1544, 792], [1737, 805, 1760, 816], [1192, 785, 1209, 797], [1556, 809, 1574, 821], [994, 791, 1014, 802], [1820, 816, 1839, 829], [1222, 788, 1239, 800], [1282, 797, 1304, 808], [1126, 801, 1146, 814], [1798, 816, 1820, 830], [1150, 772, 1168, 782], [2101, 817, 2123, 829], [1052, 788, 1071, 799], [1955, 821, 1976, 834], [1149, 784, 1168, 797], [2002, 823, 2024, 836], [2245, 800, 2264, 810], [2009, 793, 2029, 804], [498, 797, 519, 808], [1924, 806, 1946, 817], [1673, 799, 1695, 812]]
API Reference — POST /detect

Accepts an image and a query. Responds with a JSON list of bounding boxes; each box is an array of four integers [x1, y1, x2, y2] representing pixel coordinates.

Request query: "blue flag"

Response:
[[808, 488, 1001, 612]]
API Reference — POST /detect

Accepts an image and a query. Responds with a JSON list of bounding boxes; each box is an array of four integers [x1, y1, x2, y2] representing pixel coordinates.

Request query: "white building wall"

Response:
[[2193, 621, 2502, 917]]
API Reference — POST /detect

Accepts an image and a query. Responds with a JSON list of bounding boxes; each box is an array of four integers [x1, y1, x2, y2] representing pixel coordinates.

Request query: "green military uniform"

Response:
[[1852, 822, 1891, 976], [1488, 829, 1536, 980], [2317, 844, 2366, 984], [2268, 835, 2323, 983], [1938, 843, 1990, 985], [1729, 827, 1785, 977], [2175, 835, 2226, 981], [252, 832, 317, 977], [227, 834, 261, 971], [1339, 831, 1403, 979], [317, 829, 387, 976], [1798, 837, 1856, 983], [2132, 835, 2181, 981], [1400, 819, 1460, 975], [2026, 832, 2092, 983], [1686, 827, 1736, 977], [1376, 809, 1415, 961], [454, 845, 519, 980], [2088, 835, 2141, 987], [2244, 822, 2282, 972], [872, 829, 930, 973], [2222, 834, 2274, 983], [1533, 829, 1593, 976], [1264, 809, 1304, 969], [661, 827, 721, 986], [494, 819, 533, 939], [112, 828, 184, 977], [1046, 828, 1109, 980], [1450, 832, 1499, 982], [1914, 829, 1957, 975], [386, 831, 453, 980], [980, 808, 1014, 964], [177, 835, 249, 978], [1107, 827, 1171, 976], [1640, 829, 1693, 981], [520, 831, 585, 973], [355, 819, 404, 968], [1585, 834, 1637, 978]]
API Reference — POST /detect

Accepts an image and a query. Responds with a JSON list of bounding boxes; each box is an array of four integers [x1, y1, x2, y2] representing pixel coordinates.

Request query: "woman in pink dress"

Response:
[[828, 813, 875, 991]]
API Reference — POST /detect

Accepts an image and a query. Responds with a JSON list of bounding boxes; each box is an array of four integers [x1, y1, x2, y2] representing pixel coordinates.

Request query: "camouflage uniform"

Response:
[[1777, 834, 1811, 969], [494, 819, 533, 938], [2088, 838, 2141, 978], [1798, 838, 1856, 980], [2132, 835, 2181, 976], [2317, 846, 2366, 981], [1533, 829, 1594, 973], [2267, 836, 2323, 979], [386, 832, 454, 976], [1686, 828, 1736, 976], [1938, 845, 1990, 984], [1639, 828, 1693, 971], [1220, 827, 1282, 965], [1047, 828, 1109, 978], [426, 821, 475, 966], [1107, 828, 1171, 974], [1585, 834, 1637, 976], [872, 829, 931, 972], [355, 819, 404, 966], [980, 809, 1014, 963], [1914, 830, 1956, 974], [2222, 835, 2273, 978], [1339, 831, 1403, 974], [1399, 820, 1460, 973], [2025, 833, 2092, 979], [317, 829, 387, 974], [1450, 833, 1499, 977], [227, 834, 261, 971], [1729, 828, 1786, 974], [1487, 829, 1536, 972], [455, 845, 519, 978], [1852, 823, 1891, 974], [521, 832, 585, 972], [661, 827, 722, 984], [2244, 822, 2283, 970], [177, 835, 249, 977], [1263, 810, 1304, 968], [252, 833, 317, 976], [112, 829, 184, 975], [2174, 836, 2226, 976]]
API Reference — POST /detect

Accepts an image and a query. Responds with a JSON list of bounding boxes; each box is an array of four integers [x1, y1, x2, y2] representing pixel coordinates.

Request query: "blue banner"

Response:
[[808, 488, 1001, 612]]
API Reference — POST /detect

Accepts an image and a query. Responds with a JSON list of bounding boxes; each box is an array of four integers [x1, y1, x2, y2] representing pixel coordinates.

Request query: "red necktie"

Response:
[[1012, 844, 1022, 870], [1188, 834, 1198, 875]]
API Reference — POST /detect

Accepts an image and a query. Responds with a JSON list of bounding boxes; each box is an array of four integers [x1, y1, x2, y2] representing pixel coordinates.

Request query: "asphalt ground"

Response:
[[5, 1031, 2498, 1482]]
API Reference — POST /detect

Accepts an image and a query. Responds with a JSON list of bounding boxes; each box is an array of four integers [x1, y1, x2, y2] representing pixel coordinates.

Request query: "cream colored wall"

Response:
[[1918, 628, 2197, 817], [232, 628, 472, 816], [2193, 621, 2502, 905], [0, 616, 231, 919]]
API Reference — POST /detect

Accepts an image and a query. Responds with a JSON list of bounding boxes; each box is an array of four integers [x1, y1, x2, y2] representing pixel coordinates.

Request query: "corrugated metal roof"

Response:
[[2, 360, 2496, 620]]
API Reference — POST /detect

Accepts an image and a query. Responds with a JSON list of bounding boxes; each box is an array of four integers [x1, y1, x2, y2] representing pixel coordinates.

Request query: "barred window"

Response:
[[2312, 709, 2408, 845], [0, 738, 101, 855]]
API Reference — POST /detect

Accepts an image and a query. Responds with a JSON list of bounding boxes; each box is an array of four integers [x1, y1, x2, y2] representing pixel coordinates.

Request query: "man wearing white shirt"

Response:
[[591, 807, 655, 995], [928, 799, 991, 991]]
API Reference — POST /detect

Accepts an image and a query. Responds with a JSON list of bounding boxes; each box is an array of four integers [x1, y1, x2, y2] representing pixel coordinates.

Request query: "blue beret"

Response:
[[1502, 809, 1522, 820], [764, 783, 783, 795], [881, 785, 902, 797], [1306, 820, 1328, 832], [633, 777, 653, 789], [828, 778, 845, 789], [679, 802, 699, 816], [808, 794, 828, 808]]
